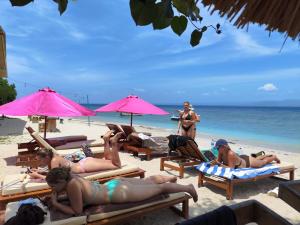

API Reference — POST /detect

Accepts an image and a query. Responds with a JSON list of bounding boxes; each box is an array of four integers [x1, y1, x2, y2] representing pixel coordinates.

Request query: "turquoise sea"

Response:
[[82, 104, 300, 153]]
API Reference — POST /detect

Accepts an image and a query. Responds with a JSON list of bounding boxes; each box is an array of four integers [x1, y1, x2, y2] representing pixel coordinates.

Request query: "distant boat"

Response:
[[170, 114, 180, 121], [120, 112, 142, 116]]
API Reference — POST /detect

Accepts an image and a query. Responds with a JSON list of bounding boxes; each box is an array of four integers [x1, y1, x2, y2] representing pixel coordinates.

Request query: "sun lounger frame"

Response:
[[16, 130, 104, 167], [198, 166, 295, 200], [17, 127, 88, 153], [230, 200, 293, 225], [124, 143, 168, 161], [160, 140, 205, 178], [278, 180, 300, 212], [87, 194, 190, 225], [0, 169, 145, 209]]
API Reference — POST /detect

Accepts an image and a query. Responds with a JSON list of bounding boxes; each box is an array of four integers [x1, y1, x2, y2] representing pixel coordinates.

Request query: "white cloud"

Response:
[[258, 83, 278, 92], [232, 31, 278, 56], [176, 90, 185, 94]]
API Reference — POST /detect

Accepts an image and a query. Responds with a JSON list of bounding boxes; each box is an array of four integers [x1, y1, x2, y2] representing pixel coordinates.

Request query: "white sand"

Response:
[[0, 117, 299, 225]]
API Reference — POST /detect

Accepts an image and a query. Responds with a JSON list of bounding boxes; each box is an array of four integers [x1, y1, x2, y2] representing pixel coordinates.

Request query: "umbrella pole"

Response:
[[130, 113, 133, 127], [44, 116, 47, 138]]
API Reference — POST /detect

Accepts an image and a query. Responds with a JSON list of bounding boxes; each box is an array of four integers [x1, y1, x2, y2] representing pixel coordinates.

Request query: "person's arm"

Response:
[[177, 112, 182, 134], [195, 113, 200, 122], [190, 111, 199, 124], [226, 152, 236, 169], [51, 181, 83, 215], [28, 171, 46, 179], [50, 156, 61, 169], [51, 192, 77, 215]]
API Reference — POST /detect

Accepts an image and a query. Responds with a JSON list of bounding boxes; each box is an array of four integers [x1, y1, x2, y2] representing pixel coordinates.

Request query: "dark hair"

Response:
[[46, 167, 71, 184], [183, 101, 190, 105], [4, 204, 46, 225], [37, 149, 54, 159]]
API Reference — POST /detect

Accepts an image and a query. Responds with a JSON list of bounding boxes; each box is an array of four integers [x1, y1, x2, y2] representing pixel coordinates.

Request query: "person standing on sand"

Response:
[[177, 101, 199, 139]]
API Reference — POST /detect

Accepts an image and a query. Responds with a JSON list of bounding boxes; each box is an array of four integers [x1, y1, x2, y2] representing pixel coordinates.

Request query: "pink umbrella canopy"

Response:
[[95, 95, 169, 126], [0, 87, 95, 137]]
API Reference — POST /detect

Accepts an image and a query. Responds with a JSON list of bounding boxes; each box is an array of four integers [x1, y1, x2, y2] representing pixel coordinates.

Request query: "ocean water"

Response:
[[82, 104, 300, 152]]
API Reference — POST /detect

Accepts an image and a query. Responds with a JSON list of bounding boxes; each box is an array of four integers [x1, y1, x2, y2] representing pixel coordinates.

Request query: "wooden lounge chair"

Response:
[[18, 126, 88, 153], [105, 123, 124, 134], [178, 200, 292, 225], [16, 131, 104, 167], [120, 124, 151, 137], [4, 193, 190, 225], [0, 164, 145, 208], [160, 140, 206, 178], [198, 161, 295, 200], [278, 180, 300, 212], [123, 136, 169, 161]]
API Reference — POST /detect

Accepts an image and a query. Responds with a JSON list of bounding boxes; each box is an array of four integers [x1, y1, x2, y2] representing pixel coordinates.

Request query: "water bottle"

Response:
[[237, 147, 243, 156]]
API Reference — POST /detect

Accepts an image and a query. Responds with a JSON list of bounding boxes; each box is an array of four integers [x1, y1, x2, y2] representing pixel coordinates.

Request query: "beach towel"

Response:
[[167, 135, 197, 151], [196, 162, 280, 179], [176, 205, 236, 225]]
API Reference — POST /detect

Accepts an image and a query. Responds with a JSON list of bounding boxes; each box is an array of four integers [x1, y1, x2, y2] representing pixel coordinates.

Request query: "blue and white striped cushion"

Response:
[[196, 162, 280, 179]]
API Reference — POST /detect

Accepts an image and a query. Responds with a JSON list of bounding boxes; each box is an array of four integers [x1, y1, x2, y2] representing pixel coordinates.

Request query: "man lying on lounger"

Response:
[[213, 139, 281, 169], [29, 130, 123, 179]]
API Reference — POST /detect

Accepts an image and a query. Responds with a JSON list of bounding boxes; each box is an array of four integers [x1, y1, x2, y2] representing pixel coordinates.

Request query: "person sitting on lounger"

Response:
[[214, 139, 281, 169], [45, 167, 198, 215], [29, 131, 123, 179]]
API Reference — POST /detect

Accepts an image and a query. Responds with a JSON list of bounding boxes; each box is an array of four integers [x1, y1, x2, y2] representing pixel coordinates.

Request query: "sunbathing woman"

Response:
[[177, 101, 199, 139], [29, 131, 123, 179], [45, 167, 198, 215], [214, 139, 281, 169]]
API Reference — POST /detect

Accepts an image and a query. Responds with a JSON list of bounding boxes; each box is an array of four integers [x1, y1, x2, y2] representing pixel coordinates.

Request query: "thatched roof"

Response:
[[0, 26, 7, 77], [202, 0, 300, 41]]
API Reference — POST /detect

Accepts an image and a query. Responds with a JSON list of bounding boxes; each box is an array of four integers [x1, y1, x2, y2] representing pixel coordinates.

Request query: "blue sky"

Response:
[[1, 0, 300, 105]]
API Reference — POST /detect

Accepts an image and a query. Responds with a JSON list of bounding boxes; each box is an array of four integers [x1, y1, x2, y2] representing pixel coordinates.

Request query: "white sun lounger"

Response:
[[0, 164, 145, 204]]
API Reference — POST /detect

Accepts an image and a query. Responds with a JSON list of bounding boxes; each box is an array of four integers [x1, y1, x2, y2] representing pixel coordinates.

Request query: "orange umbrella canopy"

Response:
[[202, 0, 300, 41], [0, 26, 7, 77]]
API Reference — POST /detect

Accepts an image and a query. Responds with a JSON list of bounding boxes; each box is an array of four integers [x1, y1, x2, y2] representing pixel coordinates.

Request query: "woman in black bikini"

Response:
[[177, 101, 199, 139]]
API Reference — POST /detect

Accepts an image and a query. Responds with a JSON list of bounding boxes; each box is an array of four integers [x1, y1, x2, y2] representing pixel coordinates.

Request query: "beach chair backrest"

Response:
[[26, 126, 35, 134], [176, 140, 205, 161], [31, 132, 57, 153], [106, 123, 124, 134], [120, 125, 136, 137]]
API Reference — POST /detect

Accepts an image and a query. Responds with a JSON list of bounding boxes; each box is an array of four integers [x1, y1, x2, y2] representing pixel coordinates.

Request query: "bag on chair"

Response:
[[82, 143, 93, 157]]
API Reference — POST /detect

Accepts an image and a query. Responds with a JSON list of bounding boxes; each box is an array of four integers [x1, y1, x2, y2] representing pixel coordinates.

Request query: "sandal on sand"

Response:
[[251, 151, 265, 158]]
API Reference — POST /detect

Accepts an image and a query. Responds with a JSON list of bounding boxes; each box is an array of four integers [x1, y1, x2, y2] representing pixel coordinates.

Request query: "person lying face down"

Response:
[[45, 167, 198, 215], [214, 139, 281, 169], [28, 130, 123, 180]]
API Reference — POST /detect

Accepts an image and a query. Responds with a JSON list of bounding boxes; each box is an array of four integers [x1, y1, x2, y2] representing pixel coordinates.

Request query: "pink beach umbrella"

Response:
[[0, 87, 95, 138], [95, 95, 169, 126]]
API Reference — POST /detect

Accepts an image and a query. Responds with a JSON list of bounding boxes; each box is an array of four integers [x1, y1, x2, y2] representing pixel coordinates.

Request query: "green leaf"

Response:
[[190, 29, 202, 47], [58, 0, 68, 15], [171, 16, 188, 36], [152, 1, 173, 30], [173, 0, 189, 16], [130, 0, 156, 26], [9, 0, 33, 6]]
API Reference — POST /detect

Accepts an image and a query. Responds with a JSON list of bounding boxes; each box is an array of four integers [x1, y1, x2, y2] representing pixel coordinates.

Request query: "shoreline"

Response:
[[76, 117, 300, 154], [0, 117, 300, 224]]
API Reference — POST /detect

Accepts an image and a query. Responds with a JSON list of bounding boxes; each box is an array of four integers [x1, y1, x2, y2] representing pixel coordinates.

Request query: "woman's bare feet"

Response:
[[188, 184, 198, 202], [274, 156, 281, 163], [102, 130, 114, 142], [110, 132, 125, 144]]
